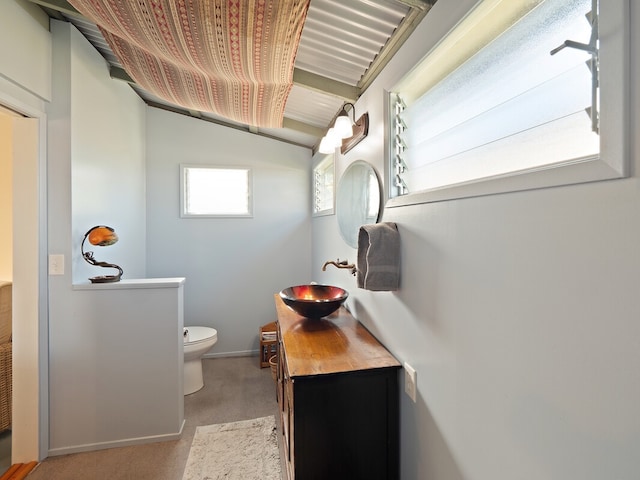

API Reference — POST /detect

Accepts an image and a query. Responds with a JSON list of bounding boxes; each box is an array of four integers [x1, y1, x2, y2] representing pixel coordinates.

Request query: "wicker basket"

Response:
[[0, 281, 12, 432], [259, 322, 278, 368], [0, 342, 11, 432], [269, 355, 278, 383]]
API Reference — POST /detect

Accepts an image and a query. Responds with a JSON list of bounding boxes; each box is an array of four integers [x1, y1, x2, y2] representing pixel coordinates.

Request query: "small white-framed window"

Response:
[[312, 153, 335, 216], [180, 164, 252, 217], [387, 0, 628, 206]]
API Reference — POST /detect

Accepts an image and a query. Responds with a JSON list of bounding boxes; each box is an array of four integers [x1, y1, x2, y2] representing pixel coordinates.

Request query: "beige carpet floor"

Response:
[[26, 356, 281, 480]]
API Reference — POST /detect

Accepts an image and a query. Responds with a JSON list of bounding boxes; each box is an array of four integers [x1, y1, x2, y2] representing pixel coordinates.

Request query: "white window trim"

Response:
[[385, 0, 629, 208], [312, 152, 335, 217], [180, 164, 253, 218]]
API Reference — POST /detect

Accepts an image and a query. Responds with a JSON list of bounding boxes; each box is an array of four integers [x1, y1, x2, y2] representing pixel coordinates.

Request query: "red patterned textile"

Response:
[[68, 0, 309, 128]]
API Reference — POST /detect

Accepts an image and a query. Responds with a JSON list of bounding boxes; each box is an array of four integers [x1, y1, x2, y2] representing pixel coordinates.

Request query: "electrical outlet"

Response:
[[48, 254, 65, 275], [404, 362, 417, 403]]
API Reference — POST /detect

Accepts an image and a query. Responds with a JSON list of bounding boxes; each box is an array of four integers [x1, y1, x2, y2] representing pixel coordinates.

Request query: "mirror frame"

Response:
[[336, 160, 382, 248]]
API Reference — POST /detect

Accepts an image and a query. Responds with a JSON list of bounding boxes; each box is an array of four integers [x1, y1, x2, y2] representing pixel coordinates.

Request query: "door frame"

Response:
[[0, 87, 49, 462]]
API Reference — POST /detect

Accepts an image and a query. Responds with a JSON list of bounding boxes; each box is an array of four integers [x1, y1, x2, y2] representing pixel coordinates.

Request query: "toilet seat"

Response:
[[184, 326, 217, 346]]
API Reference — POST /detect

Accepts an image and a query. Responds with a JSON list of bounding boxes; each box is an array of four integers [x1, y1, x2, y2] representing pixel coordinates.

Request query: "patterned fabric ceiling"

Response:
[[67, 0, 310, 128]]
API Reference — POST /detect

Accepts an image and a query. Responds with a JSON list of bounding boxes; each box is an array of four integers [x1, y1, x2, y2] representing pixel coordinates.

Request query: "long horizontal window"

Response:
[[388, 0, 627, 205]]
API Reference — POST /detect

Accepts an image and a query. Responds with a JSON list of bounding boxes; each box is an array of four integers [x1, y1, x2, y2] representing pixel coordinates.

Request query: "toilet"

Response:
[[183, 326, 218, 395]]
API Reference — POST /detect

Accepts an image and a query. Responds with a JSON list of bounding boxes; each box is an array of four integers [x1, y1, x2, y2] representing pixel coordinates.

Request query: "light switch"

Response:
[[49, 254, 64, 275], [404, 362, 417, 403]]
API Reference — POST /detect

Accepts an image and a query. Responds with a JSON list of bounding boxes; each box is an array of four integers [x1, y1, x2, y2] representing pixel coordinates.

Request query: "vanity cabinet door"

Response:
[[277, 337, 284, 413], [278, 340, 295, 476], [291, 368, 399, 480], [284, 376, 295, 476]]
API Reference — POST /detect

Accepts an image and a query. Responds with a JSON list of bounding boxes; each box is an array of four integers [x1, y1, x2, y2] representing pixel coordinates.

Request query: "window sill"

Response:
[[386, 153, 628, 207]]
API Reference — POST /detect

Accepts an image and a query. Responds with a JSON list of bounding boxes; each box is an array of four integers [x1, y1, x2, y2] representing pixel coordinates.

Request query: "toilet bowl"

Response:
[[183, 326, 218, 395]]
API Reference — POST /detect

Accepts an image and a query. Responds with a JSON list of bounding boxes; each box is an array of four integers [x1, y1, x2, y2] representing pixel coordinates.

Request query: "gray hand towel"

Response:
[[357, 222, 400, 291]]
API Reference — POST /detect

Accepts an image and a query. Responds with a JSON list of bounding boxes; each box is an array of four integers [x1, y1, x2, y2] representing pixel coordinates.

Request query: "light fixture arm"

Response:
[[340, 102, 356, 122]]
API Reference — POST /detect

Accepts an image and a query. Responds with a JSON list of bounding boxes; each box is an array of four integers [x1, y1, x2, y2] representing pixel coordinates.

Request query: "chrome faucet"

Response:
[[322, 259, 357, 276]]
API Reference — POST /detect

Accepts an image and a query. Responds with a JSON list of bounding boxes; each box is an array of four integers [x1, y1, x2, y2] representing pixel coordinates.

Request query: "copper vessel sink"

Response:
[[279, 284, 348, 319]]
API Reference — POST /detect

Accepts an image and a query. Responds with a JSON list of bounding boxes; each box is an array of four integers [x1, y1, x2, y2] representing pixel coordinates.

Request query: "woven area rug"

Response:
[[182, 416, 281, 480]]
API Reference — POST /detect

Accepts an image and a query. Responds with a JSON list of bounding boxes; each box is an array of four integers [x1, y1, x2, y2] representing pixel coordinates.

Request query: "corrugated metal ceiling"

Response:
[[298, 0, 410, 85], [31, 0, 434, 151]]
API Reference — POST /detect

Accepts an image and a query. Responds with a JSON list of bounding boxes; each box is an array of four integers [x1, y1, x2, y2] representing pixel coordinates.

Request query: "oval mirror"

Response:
[[336, 160, 382, 248]]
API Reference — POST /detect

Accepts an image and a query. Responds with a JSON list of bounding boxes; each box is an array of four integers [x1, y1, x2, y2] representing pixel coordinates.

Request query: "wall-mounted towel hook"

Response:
[[322, 258, 357, 276]]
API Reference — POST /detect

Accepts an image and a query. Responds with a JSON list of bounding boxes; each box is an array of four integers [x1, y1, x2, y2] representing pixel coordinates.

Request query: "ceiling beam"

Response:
[[27, 0, 80, 17], [110, 66, 323, 137], [396, 0, 435, 10], [109, 66, 135, 84], [282, 118, 324, 138], [114, 65, 358, 104], [293, 69, 359, 102]]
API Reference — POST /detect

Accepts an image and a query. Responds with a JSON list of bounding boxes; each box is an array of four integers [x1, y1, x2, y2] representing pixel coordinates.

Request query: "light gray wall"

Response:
[[0, 0, 51, 103], [47, 21, 147, 285], [314, 1, 640, 479], [0, 0, 52, 461], [47, 20, 148, 453], [51, 279, 185, 455], [145, 109, 312, 356], [4, 0, 639, 473]]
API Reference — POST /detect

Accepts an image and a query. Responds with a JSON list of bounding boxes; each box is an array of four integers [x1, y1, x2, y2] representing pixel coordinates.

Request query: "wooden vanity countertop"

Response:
[[274, 294, 401, 378]]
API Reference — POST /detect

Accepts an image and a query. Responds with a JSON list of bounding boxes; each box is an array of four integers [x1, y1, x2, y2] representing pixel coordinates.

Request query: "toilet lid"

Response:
[[184, 326, 217, 345]]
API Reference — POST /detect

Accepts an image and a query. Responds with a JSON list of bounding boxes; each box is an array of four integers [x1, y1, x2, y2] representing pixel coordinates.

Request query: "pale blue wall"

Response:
[[0, 0, 51, 103], [314, 1, 640, 479], [1, 0, 639, 475], [48, 21, 147, 285], [47, 20, 148, 452], [145, 109, 312, 355], [0, 0, 52, 462]]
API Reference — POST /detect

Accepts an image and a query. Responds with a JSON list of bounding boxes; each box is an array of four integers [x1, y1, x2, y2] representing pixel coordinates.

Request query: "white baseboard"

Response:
[[202, 349, 259, 359], [47, 420, 185, 457]]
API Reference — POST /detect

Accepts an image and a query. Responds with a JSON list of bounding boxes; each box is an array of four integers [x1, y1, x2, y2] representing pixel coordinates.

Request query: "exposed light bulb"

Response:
[[325, 127, 340, 145], [334, 111, 354, 139], [319, 135, 336, 153]]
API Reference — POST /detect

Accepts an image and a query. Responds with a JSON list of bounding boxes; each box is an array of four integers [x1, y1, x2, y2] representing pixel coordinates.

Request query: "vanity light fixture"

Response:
[[319, 103, 357, 154], [318, 102, 370, 155], [333, 103, 356, 139]]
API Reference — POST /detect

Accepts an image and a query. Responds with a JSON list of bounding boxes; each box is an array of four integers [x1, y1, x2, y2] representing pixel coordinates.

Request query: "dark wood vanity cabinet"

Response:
[[274, 295, 401, 480]]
